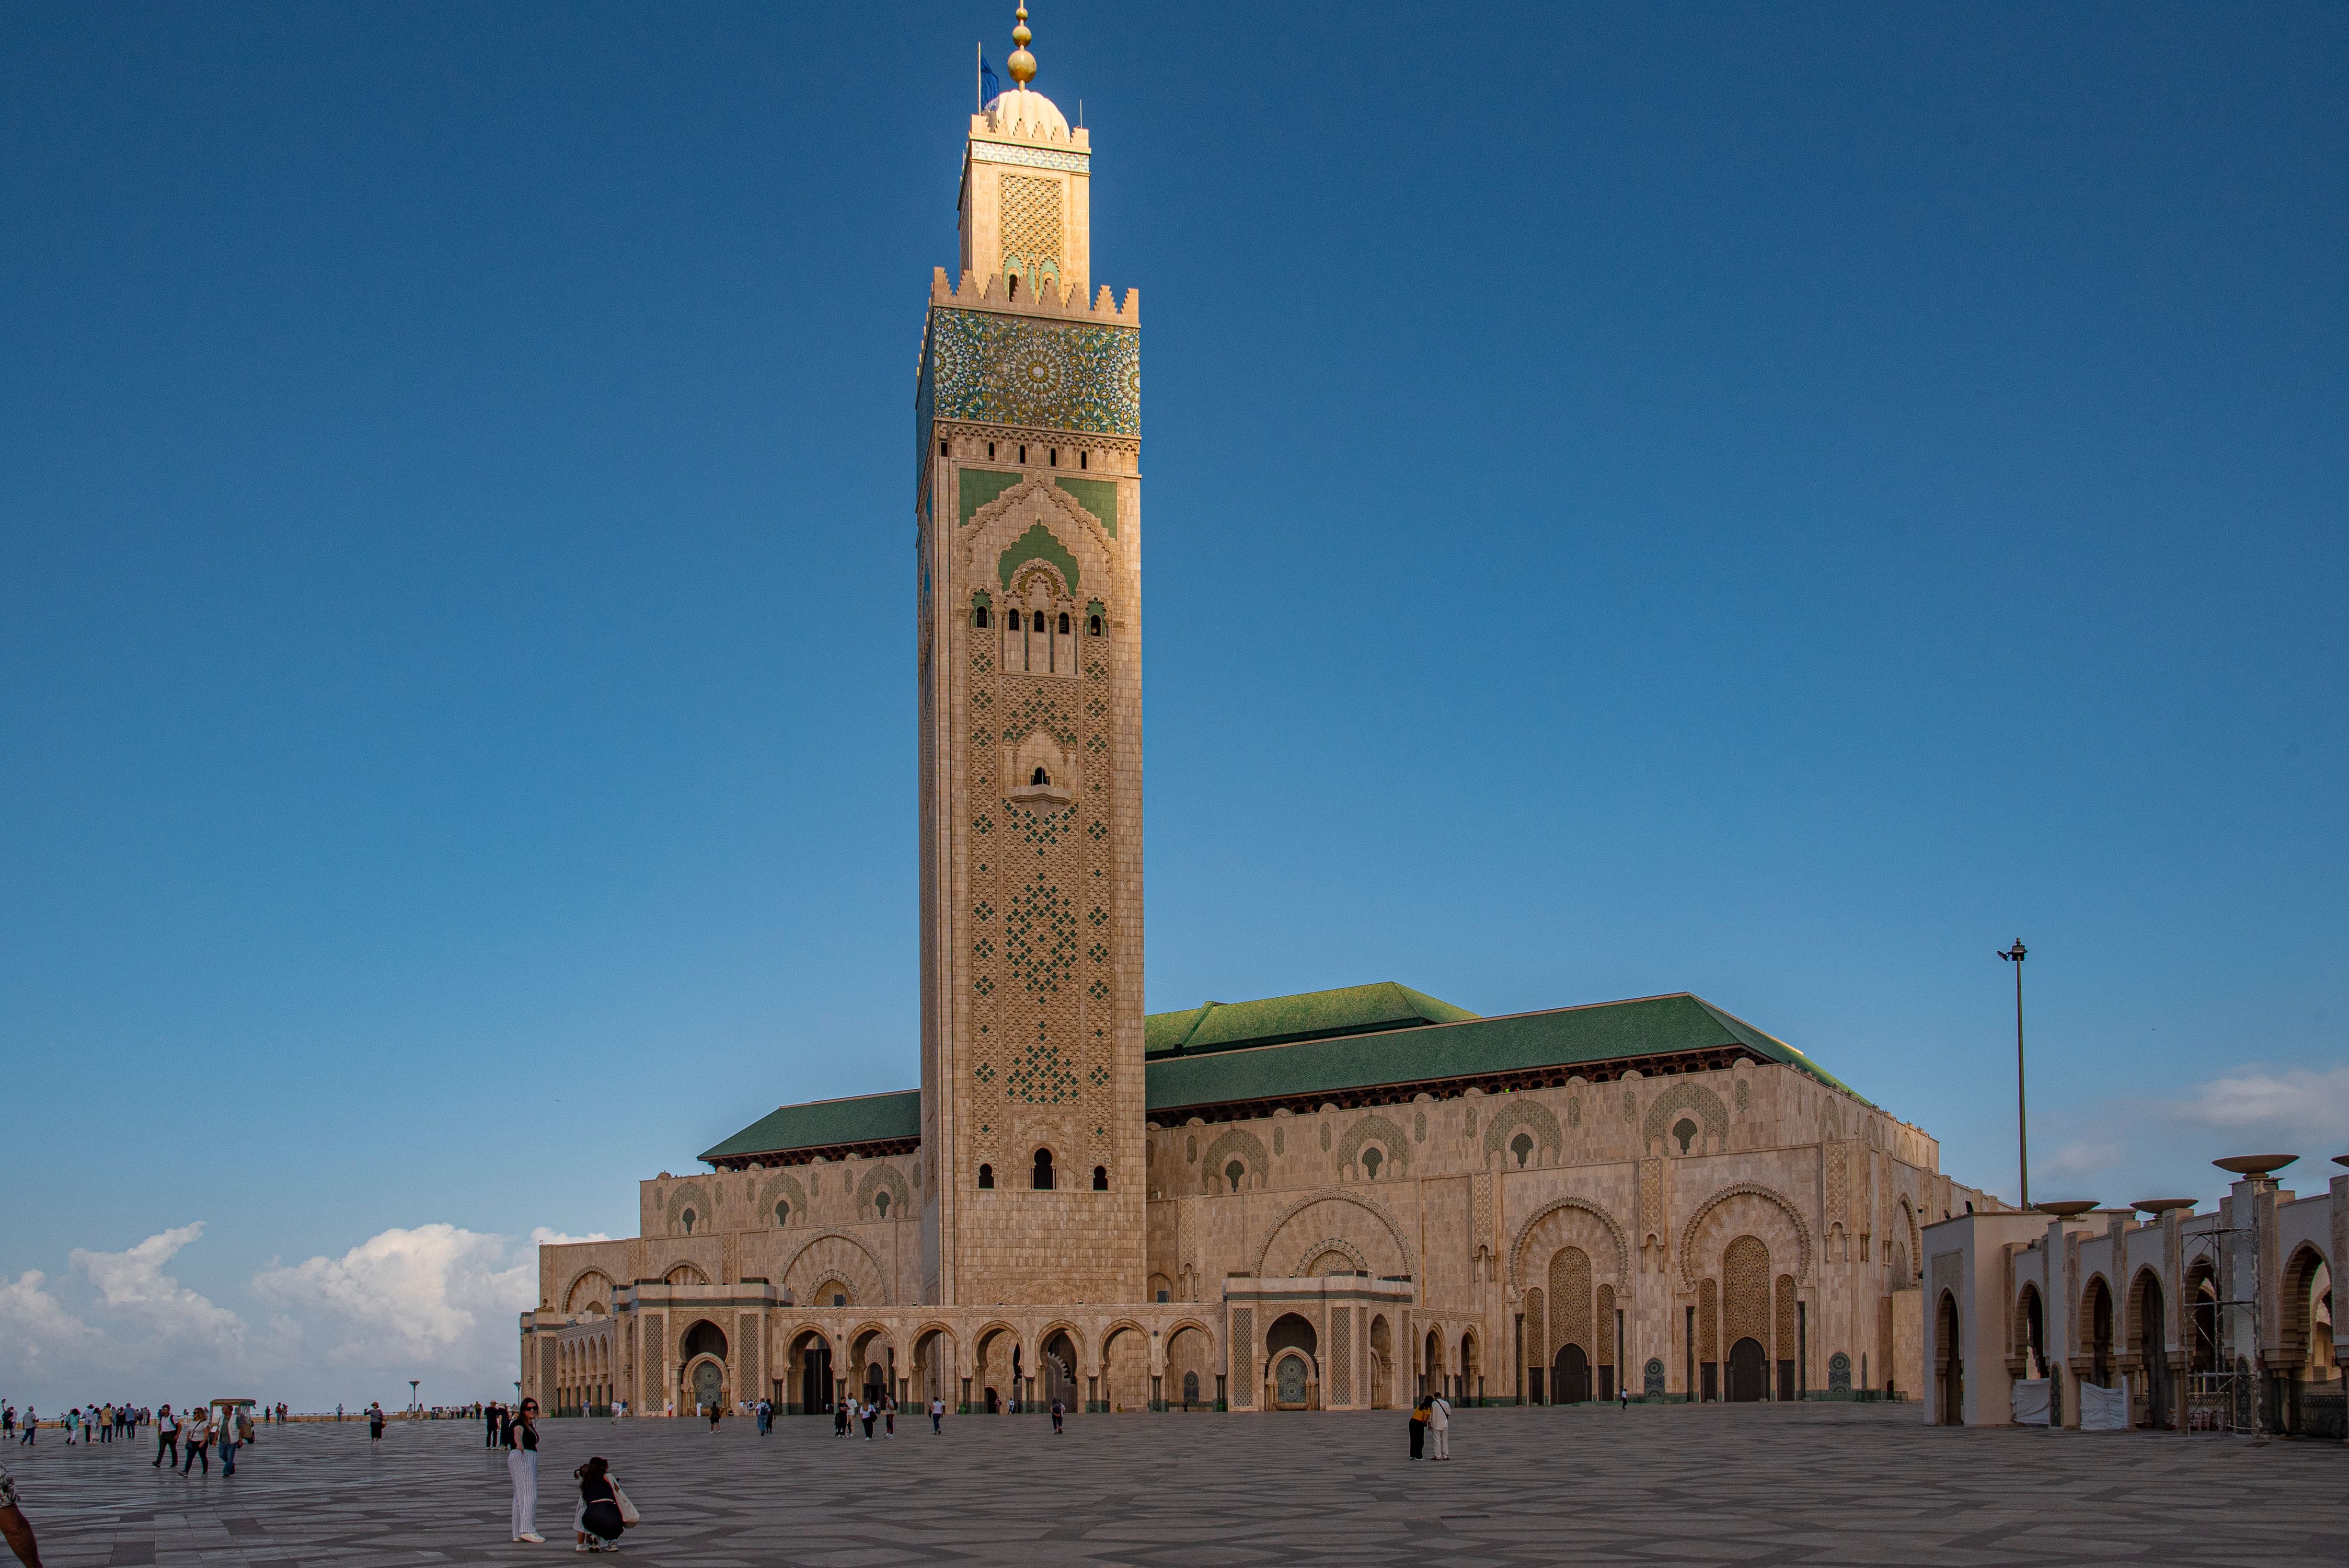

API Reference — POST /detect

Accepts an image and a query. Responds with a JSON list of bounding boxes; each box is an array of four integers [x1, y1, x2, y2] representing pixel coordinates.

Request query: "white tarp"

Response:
[[2011, 1378, 2051, 1426], [2079, 1378, 2129, 1431]]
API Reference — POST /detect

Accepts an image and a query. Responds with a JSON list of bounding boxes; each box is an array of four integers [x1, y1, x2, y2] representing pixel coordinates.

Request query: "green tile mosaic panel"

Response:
[[1053, 475, 1119, 537], [926, 308, 1139, 436]]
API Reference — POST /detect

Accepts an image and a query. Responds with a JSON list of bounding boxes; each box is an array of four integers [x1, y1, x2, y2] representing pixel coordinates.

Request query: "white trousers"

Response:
[[508, 1449, 538, 1537], [1431, 1427, 1449, 1458]]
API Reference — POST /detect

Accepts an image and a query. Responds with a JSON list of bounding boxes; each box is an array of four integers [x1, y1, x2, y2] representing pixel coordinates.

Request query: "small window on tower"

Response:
[[1057, 613, 1070, 635], [1008, 610, 1021, 631], [1032, 1148, 1055, 1190], [1049, 448, 1057, 467], [1091, 1165, 1108, 1191], [987, 442, 996, 458], [1007, 274, 1019, 299], [973, 606, 990, 628], [1031, 766, 1051, 786], [1079, 451, 1088, 470], [940, 439, 949, 456], [977, 1164, 994, 1189], [1088, 614, 1102, 636], [1018, 445, 1027, 464]]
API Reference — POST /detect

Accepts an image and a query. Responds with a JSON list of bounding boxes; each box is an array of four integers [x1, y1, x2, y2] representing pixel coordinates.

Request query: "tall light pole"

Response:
[[1998, 939, 2029, 1209]]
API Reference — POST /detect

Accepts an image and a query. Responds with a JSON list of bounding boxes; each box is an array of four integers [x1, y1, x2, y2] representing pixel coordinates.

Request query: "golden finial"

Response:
[[1007, 5, 1037, 87]]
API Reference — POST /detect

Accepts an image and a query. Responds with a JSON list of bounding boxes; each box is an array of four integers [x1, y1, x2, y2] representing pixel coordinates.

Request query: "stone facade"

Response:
[[523, 29, 1998, 1423]]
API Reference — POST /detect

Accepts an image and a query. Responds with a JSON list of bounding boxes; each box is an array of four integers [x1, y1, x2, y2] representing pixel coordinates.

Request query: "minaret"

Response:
[[915, 7, 1144, 1308]]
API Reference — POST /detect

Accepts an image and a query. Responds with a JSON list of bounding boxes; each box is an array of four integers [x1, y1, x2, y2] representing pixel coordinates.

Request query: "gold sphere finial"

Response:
[[1007, 5, 1037, 86]]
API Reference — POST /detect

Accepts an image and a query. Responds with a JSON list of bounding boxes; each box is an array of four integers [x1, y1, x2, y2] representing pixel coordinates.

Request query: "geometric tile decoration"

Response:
[[926, 308, 1139, 436]]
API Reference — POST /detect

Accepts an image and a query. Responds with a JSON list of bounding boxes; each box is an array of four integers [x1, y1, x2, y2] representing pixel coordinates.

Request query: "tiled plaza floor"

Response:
[[8, 1402, 2344, 1566]]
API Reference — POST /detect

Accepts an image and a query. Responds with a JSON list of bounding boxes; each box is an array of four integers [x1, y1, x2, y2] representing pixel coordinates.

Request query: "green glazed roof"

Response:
[[1144, 993, 1863, 1114], [699, 989, 1866, 1165], [1144, 981, 1478, 1057], [699, 1090, 920, 1164]]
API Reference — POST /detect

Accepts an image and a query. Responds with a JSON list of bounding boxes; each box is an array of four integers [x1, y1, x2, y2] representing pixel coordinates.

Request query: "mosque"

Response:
[[522, 10, 2001, 1420]]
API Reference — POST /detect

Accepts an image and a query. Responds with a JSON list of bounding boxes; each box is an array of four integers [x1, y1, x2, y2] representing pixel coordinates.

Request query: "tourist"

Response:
[[152, 1406, 177, 1468], [882, 1396, 895, 1437], [833, 1399, 849, 1438], [2, 1408, 12, 1442], [367, 1403, 385, 1443], [1407, 1397, 1427, 1459], [1050, 1397, 1064, 1435], [858, 1399, 876, 1440], [336, 1403, 343, 1422], [180, 1408, 210, 1475], [1, 1457, 47, 1568], [574, 1456, 627, 1553], [59, 1411, 74, 1449], [14, 1412, 31, 1449], [487, 1402, 503, 1448], [929, 1394, 943, 1434], [1428, 1390, 1452, 1461], [706, 1396, 721, 1432], [504, 1398, 544, 1544], [218, 1409, 239, 1478]]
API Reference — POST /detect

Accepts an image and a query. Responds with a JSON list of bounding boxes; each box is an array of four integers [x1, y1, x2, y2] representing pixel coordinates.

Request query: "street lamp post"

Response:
[[1998, 939, 2029, 1209], [409, 1380, 420, 1413]]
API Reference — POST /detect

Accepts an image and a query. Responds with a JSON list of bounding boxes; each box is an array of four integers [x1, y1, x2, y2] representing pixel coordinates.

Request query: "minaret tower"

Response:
[[914, 8, 1144, 1308]]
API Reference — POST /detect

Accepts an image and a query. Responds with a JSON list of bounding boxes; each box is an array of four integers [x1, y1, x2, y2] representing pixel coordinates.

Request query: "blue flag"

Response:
[[981, 54, 1000, 103]]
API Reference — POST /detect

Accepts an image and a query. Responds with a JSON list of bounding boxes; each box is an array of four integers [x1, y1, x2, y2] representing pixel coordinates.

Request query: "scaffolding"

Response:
[[2180, 1220, 2259, 1435]]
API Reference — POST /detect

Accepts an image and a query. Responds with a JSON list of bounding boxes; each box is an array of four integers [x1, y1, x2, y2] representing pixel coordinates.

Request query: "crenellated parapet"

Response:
[[930, 265, 1138, 326]]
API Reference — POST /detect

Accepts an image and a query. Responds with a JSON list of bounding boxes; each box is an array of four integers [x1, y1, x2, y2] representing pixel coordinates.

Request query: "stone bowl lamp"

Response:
[[2036, 1200, 2099, 1217], [2212, 1155, 2298, 1178]]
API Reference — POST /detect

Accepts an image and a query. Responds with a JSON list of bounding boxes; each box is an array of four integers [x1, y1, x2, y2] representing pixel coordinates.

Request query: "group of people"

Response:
[[828, 1393, 899, 1438], [148, 1403, 262, 1475], [1406, 1391, 1455, 1460], [5, 1405, 148, 1445], [492, 1397, 640, 1551]]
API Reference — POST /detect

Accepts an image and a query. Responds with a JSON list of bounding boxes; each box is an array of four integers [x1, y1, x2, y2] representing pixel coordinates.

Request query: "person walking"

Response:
[[1407, 1396, 1427, 1460], [14, 1413, 30, 1449], [217, 1409, 239, 1478], [858, 1399, 875, 1440], [367, 1403, 385, 1443], [179, 1408, 210, 1475], [833, 1398, 848, 1438], [504, 1397, 544, 1544], [2, 1457, 49, 1568], [1428, 1390, 1452, 1461], [58, 1412, 74, 1449], [152, 1406, 177, 1468], [1050, 1397, 1064, 1435], [929, 1395, 943, 1434], [2, 1408, 13, 1442], [486, 1402, 503, 1448], [883, 1396, 895, 1438]]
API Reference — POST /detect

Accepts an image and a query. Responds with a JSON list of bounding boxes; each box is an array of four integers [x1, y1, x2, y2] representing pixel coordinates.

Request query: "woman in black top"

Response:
[[576, 1456, 626, 1549]]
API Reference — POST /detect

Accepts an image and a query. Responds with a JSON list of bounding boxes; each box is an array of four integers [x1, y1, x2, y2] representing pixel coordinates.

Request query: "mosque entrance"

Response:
[[692, 1359, 723, 1414], [1266, 1313, 1318, 1409], [1726, 1338, 1767, 1402], [800, 1341, 833, 1414], [1552, 1345, 1592, 1404], [1041, 1332, 1079, 1412], [1936, 1294, 1963, 1424]]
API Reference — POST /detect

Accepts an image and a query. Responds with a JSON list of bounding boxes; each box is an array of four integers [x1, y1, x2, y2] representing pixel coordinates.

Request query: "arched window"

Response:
[[1032, 1149, 1055, 1190], [1008, 610, 1022, 631], [987, 442, 996, 458], [1079, 451, 1089, 470], [874, 1191, 890, 1218], [1361, 1147, 1383, 1180], [1225, 1159, 1246, 1193], [1007, 274, 1020, 299], [774, 1200, 789, 1226], [974, 605, 990, 628], [1510, 1132, 1535, 1168], [1057, 612, 1070, 635], [977, 1163, 994, 1190], [1091, 1165, 1108, 1191], [1048, 448, 1058, 467], [1087, 614, 1102, 636], [940, 439, 949, 457], [1673, 1119, 1698, 1154], [681, 1208, 696, 1235], [1031, 766, 1051, 786], [1018, 445, 1028, 464]]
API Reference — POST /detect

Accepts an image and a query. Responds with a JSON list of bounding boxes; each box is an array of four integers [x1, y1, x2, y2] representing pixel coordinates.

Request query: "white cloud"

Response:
[[529, 1227, 612, 1249], [253, 1224, 534, 1369], [2177, 1064, 2349, 1137], [71, 1223, 245, 1346], [0, 1269, 99, 1370]]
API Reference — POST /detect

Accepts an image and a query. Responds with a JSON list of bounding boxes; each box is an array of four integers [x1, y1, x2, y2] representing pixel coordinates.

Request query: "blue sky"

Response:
[[3, 2, 2344, 1407]]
